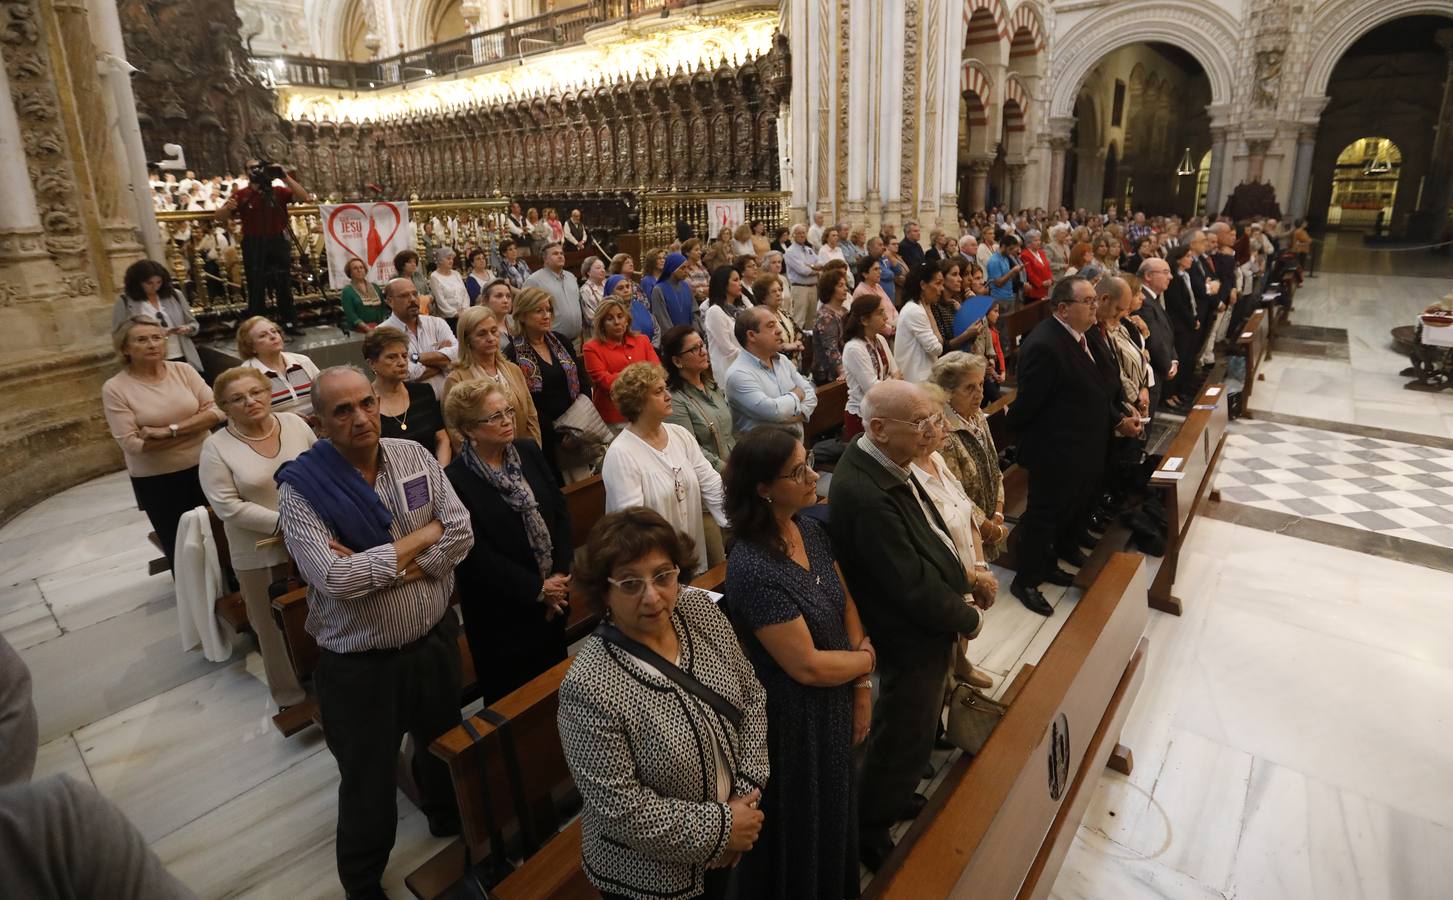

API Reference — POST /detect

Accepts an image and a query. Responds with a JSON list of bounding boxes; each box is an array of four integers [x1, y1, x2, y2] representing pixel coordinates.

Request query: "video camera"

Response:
[[248, 159, 287, 191]]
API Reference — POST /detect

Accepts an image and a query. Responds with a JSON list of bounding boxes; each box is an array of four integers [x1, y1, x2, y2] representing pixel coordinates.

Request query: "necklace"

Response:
[[229, 415, 279, 443], [381, 385, 410, 431]]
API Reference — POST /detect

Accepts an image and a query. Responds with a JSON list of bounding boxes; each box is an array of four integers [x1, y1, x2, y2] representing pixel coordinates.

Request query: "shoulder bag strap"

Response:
[[679, 388, 728, 460], [596, 622, 743, 730]]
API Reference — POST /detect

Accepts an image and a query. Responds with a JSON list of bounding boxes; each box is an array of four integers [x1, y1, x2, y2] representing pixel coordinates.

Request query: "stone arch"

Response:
[[1305, 0, 1453, 99], [1007, 2, 1045, 56], [1002, 75, 1028, 157], [960, 59, 994, 157], [1047, 0, 1238, 120], [308, 0, 357, 59], [964, 0, 1008, 68]]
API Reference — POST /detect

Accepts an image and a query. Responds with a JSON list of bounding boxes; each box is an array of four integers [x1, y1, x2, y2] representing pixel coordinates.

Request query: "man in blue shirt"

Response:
[[986, 232, 1022, 307], [783, 224, 821, 329], [724, 307, 818, 439]]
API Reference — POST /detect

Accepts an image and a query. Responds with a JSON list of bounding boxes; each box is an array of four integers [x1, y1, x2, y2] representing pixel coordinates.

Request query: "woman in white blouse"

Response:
[[199, 367, 316, 709], [893, 263, 947, 382], [601, 362, 728, 571], [701, 265, 750, 379], [908, 383, 998, 691], [237, 316, 321, 420], [579, 256, 608, 338], [816, 227, 851, 286], [841, 294, 899, 439], [427, 246, 469, 332]]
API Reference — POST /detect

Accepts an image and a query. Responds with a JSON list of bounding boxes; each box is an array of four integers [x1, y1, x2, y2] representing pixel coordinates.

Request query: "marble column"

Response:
[[1046, 117, 1074, 211], [1411, 29, 1453, 241], [1204, 127, 1229, 218], [1285, 126, 1318, 221], [1007, 163, 1027, 212], [967, 157, 992, 214]]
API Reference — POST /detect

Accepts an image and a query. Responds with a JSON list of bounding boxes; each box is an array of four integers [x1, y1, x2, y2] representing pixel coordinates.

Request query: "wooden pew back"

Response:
[[806, 378, 848, 443], [998, 300, 1052, 374], [1232, 308, 1269, 413]]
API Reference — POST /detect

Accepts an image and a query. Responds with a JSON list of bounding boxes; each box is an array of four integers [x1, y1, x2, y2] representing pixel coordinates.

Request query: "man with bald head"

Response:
[[828, 380, 984, 870], [379, 277, 456, 400], [277, 365, 474, 897]]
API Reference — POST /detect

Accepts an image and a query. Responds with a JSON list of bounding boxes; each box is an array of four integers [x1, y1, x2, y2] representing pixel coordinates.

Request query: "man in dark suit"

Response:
[[828, 381, 987, 871], [1006, 276, 1142, 615], [1135, 257, 1178, 419], [899, 220, 927, 269], [1163, 244, 1201, 408]]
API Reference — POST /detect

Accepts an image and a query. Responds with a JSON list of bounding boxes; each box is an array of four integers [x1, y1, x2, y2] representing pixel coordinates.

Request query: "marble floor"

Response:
[[4, 254, 1453, 899]]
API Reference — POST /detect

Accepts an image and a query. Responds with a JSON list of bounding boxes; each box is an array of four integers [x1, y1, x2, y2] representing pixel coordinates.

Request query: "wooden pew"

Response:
[[409, 566, 728, 899], [806, 378, 848, 443], [998, 299, 1052, 375], [1145, 382, 1230, 616], [1230, 308, 1269, 415], [864, 553, 1150, 899]]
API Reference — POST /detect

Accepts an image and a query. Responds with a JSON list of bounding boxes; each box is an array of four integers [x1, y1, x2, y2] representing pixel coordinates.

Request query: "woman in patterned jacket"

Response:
[[557, 507, 769, 900]]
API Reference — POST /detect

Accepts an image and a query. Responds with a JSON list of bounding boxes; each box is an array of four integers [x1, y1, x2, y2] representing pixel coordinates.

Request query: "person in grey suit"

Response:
[[557, 508, 769, 900], [826, 381, 984, 871]]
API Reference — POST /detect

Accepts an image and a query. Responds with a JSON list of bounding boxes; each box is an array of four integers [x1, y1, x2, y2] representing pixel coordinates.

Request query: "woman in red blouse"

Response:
[[582, 298, 661, 427], [1019, 229, 1054, 303]]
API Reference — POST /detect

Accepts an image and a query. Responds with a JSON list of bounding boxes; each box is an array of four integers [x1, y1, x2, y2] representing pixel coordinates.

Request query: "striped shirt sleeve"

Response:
[[278, 482, 400, 601]]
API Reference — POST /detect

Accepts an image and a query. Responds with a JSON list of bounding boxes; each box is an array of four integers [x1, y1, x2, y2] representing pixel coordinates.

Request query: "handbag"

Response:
[[553, 392, 613, 446], [944, 677, 1009, 756], [596, 621, 743, 729]]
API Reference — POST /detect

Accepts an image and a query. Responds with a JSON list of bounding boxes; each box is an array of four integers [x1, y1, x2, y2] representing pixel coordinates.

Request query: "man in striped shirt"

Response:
[[278, 366, 473, 899]]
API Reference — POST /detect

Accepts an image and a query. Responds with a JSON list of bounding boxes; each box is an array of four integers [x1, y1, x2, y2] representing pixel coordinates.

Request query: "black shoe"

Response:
[[427, 815, 461, 838], [901, 792, 928, 820], [1058, 547, 1089, 567], [345, 888, 388, 900], [283, 323, 306, 336], [1043, 567, 1075, 587], [1011, 580, 1054, 616], [1134, 531, 1167, 557], [860, 832, 895, 871], [1076, 531, 1099, 550]]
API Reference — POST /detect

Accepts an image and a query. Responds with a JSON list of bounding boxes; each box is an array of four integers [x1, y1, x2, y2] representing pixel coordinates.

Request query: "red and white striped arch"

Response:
[[963, 0, 1006, 45], [960, 60, 993, 127], [1002, 74, 1028, 131], [1008, 3, 1045, 57]]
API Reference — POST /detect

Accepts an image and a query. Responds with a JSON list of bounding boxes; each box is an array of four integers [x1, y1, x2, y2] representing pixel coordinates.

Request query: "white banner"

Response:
[[706, 198, 746, 236], [320, 201, 412, 290]]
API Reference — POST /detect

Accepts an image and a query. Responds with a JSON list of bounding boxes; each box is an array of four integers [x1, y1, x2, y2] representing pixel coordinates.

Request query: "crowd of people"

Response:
[[72, 198, 1312, 899]]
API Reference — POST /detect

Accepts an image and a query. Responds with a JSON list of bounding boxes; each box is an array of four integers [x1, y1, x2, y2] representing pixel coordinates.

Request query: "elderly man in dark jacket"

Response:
[[827, 380, 984, 871]]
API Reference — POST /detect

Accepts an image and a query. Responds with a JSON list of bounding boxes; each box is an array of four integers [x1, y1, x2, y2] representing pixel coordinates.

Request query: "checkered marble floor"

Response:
[[1216, 419, 1453, 549]]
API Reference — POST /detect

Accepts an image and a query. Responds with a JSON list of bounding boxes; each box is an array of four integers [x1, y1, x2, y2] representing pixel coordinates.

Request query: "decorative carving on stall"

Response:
[[276, 34, 789, 202], [117, 0, 286, 179], [1, 0, 89, 281]]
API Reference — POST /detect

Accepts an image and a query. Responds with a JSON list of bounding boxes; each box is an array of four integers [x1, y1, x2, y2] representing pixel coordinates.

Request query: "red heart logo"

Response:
[[327, 203, 403, 269]]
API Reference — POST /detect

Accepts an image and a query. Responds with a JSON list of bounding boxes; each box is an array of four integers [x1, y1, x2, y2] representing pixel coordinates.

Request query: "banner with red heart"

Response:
[[321, 201, 411, 290]]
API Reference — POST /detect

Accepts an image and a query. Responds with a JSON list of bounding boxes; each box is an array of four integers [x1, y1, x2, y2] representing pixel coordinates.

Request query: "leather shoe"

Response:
[[1011, 580, 1054, 616], [901, 791, 928, 820], [427, 815, 461, 838], [1043, 567, 1075, 587], [961, 663, 994, 690], [1076, 530, 1099, 550], [860, 833, 895, 871]]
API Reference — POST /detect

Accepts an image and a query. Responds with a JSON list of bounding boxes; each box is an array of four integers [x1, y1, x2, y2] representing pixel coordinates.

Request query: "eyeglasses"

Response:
[[225, 388, 271, 407], [607, 566, 681, 599], [679, 343, 707, 356], [776, 450, 817, 484], [672, 466, 687, 502], [880, 414, 943, 436], [480, 406, 516, 427]]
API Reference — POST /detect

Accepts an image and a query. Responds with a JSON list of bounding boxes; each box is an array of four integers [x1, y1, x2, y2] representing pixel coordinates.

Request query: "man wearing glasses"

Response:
[[276, 366, 474, 899], [1007, 276, 1142, 616], [826, 380, 984, 871]]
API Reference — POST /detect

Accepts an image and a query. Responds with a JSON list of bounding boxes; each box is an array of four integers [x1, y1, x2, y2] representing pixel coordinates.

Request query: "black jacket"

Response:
[[1164, 271, 1200, 337], [900, 239, 927, 270], [826, 438, 978, 660], [1188, 255, 1213, 319], [1006, 317, 1118, 472], [1138, 287, 1177, 383]]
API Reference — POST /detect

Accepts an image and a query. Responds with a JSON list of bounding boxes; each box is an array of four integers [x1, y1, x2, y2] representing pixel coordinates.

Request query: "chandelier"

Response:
[[1176, 147, 1195, 176]]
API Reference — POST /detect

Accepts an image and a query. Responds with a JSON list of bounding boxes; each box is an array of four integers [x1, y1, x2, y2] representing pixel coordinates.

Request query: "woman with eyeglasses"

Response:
[[557, 506, 768, 900], [236, 316, 322, 420], [601, 363, 728, 572], [443, 306, 541, 447], [199, 366, 315, 711], [103, 316, 226, 567], [662, 326, 736, 473], [443, 380, 571, 704], [722, 429, 873, 900], [112, 259, 203, 371]]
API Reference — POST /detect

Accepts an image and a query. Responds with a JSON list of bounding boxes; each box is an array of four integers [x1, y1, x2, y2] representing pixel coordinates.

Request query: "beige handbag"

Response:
[[945, 677, 1009, 756]]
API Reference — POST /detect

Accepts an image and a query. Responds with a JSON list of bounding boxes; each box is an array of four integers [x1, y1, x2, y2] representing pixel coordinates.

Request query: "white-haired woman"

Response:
[[428, 246, 469, 333]]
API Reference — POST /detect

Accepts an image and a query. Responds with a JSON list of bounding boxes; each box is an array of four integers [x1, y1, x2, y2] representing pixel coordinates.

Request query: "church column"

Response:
[[1285, 124, 1318, 220], [1204, 125, 1229, 218], [1045, 116, 1074, 210], [966, 157, 992, 213], [1411, 29, 1453, 241], [89, 0, 163, 260], [1006, 163, 1027, 212]]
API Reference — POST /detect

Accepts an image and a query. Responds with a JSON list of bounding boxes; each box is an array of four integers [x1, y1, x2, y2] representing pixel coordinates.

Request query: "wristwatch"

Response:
[[410, 351, 421, 364], [168, 423, 179, 438]]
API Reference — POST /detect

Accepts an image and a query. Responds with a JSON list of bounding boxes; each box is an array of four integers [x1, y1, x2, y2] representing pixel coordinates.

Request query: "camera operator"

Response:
[[216, 159, 311, 336]]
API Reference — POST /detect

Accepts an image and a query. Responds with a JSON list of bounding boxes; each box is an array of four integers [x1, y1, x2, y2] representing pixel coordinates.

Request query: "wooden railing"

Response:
[[639, 191, 791, 250], [154, 197, 509, 318]]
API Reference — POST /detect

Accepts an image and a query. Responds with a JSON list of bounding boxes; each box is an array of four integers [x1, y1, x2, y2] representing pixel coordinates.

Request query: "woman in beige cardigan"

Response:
[[199, 367, 315, 710], [443, 305, 542, 448]]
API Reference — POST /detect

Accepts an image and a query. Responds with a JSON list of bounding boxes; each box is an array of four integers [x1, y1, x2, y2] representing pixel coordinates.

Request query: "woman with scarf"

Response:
[[506, 287, 592, 480], [649, 251, 697, 337], [444, 380, 572, 704]]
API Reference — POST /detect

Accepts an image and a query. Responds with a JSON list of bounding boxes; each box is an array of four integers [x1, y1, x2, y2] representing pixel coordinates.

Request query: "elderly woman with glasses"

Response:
[[444, 380, 572, 704], [443, 305, 541, 446], [199, 366, 316, 710], [929, 352, 1007, 561], [909, 383, 999, 690], [722, 429, 873, 900], [557, 507, 768, 900], [602, 363, 728, 573], [428, 246, 469, 333]]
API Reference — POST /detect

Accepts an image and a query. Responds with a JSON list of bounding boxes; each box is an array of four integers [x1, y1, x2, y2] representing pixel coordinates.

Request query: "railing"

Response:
[[155, 197, 509, 320], [639, 191, 792, 250]]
